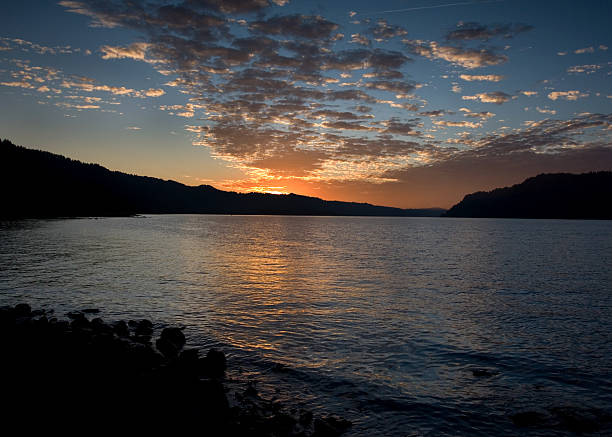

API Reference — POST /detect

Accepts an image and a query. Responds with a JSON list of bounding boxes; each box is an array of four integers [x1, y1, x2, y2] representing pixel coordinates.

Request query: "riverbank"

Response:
[[0, 303, 351, 436]]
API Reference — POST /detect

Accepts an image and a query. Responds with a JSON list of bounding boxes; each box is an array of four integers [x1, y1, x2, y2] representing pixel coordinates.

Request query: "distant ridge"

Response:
[[444, 172, 612, 219], [0, 139, 444, 219]]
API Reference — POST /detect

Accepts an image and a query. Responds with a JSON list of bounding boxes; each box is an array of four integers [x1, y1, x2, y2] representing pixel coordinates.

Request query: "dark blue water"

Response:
[[1, 216, 611, 435]]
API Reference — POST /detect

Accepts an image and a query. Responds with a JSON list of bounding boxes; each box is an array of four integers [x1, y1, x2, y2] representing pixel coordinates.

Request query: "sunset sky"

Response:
[[1, 0, 611, 208]]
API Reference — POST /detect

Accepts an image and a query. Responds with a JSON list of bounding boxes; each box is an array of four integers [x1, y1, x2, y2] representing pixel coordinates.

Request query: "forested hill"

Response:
[[444, 172, 612, 219], [1, 139, 444, 218]]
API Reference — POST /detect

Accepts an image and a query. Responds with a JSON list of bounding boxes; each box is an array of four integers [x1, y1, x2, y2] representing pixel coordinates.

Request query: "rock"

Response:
[[160, 327, 185, 348], [91, 318, 113, 334], [127, 341, 162, 370], [198, 378, 229, 413], [300, 410, 313, 425], [156, 336, 180, 359], [70, 313, 90, 330], [313, 416, 352, 437], [243, 382, 258, 398], [14, 303, 31, 316], [179, 348, 199, 365], [82, 308, 100, 314], [155, 327, 186, 359], [134, 319, 153, 336], [205, 348, 226, 378], [112, 320, 129, 337], [271, 412, 297, 435], [67, 311, 84, 320]]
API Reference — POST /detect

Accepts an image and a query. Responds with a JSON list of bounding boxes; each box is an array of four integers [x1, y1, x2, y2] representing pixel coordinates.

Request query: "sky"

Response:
[[1, 0, 611, 208]]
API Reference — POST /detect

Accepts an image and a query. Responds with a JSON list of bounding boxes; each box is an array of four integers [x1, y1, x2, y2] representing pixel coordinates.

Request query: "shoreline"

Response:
[[0, 303, 351, 436]]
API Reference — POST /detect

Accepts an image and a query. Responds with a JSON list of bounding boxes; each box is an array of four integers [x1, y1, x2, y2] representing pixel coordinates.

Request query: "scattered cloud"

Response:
[[1, 0, 604, 201], [445, 22, 533, 41], [567, 64, 602, 74], [434, 119, 481, 128], [574, 46, 594, 54], [462, 91, 511, 104], [404, 39, 508, 68], [350, 33, 370, 46], [100, 42, 150, 61], [535, 106, 556, 115], [547, 90, 589, 101], [0, 80, 35, 89], [459, 74, 504, 82]]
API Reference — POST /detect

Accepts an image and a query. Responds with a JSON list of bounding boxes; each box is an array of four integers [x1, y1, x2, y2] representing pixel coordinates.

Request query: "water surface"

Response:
[[1, 215, 611, 435]]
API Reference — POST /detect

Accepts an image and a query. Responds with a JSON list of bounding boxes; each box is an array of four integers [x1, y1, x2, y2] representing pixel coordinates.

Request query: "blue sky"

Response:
[[1, 0, 610, 207]]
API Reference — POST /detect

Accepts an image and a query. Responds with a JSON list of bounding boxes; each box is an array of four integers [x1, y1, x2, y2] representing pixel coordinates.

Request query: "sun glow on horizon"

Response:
[[248, 186, 291, 195]]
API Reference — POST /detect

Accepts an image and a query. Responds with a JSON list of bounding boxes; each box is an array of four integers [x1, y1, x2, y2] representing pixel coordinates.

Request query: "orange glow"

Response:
[[248, 186, 291, 195]]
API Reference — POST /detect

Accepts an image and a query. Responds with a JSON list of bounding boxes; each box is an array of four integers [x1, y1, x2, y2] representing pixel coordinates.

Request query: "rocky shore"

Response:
[[0, 303, 351, 436]]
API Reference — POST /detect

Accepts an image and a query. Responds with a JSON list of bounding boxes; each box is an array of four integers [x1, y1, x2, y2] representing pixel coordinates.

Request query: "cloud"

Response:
[[567, 64, 602, 74], [363, 80, 416, 95], [56, 102, 100, 109], [50, 0, 609, 195], [462, 91, 511, 104], [368, 20, 407, 41], [350, 33, 370, 46], [445, 22, 533, 41], [404, 40, 507, 69], [0, 37, 80, 55], [547, 90, 589, 101], [459, 74, 504, 82], [143, 88, 165, 97], [250, 15, 339, 39], [535, 107, 556, 115], [433, 119, 481, 128], [312, 113, 610, 207], [521, 90, 537, 96], [419, 110, 447, 117], [0, 80, 35, 89], [60, 79, 165, 99], [460, 108, 496, 119], [574, 46, 594, 54], [100, 42, 150, 61]]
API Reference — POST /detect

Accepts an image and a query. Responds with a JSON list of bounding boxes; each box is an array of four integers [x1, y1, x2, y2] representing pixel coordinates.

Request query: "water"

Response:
[[1, 215, 611, 435]]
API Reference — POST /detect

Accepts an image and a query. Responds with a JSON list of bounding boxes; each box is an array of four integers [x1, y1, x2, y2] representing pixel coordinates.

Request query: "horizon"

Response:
[[5, 137, 612, 213], [1, 0, 611, 208]]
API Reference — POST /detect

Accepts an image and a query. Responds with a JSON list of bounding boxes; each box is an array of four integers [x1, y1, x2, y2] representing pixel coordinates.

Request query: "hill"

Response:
[[0, 139, 444, 218], [444, 172, 612, 219]]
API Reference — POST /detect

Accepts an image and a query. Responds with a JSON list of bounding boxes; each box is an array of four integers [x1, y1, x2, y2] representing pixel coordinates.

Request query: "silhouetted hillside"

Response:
[[444, 172, 612, 219], [1, 139, 444, 218]]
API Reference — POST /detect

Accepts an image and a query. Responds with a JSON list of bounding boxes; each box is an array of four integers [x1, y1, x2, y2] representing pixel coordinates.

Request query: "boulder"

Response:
[[82, 308, 100, 314], [134, 319, 153, 336], [200, 348, 226, 378], [112, 320, 129, 337], [160, 327, 185, 348], [14, 303, 31, 316], [156, 336, 180, 359]]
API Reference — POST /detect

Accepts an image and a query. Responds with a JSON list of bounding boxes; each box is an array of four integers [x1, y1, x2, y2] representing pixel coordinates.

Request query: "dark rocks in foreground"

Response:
[[0, 303, 350, 436], [444, 172, 612, 219]]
